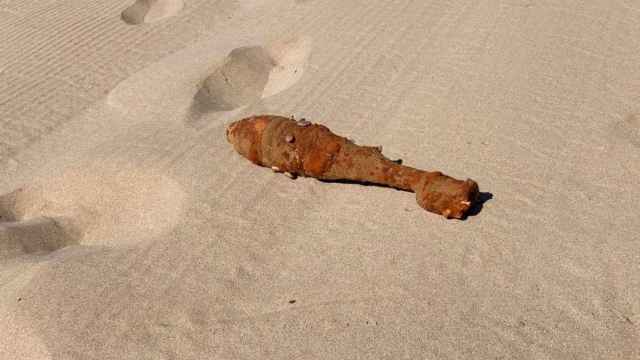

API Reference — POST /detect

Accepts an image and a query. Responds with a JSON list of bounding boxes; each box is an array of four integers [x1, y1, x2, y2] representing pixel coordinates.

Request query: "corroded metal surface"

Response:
[[227, 115, 479, 219]]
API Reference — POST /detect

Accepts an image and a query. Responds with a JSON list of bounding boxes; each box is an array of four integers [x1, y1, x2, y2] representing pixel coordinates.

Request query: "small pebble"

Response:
[[296, 119, 311, 127], [284, 172, 297, 179], [285, 134, 295, 143], [271, 166, 280, 172], [289, 299, 296, 304]]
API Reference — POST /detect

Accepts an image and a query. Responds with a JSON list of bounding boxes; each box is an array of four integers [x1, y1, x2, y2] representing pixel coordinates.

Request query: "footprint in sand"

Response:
[[0, 189, 79, 260], [0, 164, 185, 258], [191, 37, 311, 114], [611, 113, 640, 148], [121, 0, 184, 25]]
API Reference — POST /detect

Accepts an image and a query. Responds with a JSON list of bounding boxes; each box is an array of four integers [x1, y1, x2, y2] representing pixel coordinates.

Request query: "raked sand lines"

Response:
[[121, 0, 184, 25]]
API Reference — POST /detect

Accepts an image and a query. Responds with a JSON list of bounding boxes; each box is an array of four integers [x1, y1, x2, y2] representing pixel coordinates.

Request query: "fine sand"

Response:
[[1, 0, 639, 358]]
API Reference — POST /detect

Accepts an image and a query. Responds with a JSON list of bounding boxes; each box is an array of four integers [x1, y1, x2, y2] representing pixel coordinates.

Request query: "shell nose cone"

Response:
[[226, 116, 275, 143], [226, 118, 253, 143], [226, 115, 278, 164]]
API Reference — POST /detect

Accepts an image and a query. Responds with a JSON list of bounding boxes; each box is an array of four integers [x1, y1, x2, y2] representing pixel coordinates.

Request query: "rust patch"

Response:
[[227, 115, 481, 219]]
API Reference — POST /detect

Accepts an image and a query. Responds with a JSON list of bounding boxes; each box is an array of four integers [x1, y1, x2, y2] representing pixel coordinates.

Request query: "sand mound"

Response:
[[121, 0, 184, 25]]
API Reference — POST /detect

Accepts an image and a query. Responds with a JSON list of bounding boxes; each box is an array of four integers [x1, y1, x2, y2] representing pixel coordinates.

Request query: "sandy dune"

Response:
[[1, 0, 639, 359]]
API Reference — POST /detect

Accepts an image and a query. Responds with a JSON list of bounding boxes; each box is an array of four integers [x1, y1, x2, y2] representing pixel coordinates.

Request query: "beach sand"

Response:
[[1, 0, 639, 358]]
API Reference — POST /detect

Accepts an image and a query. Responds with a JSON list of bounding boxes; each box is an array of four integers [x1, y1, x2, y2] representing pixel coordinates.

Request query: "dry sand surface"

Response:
[[1, 0, 639, 358]]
